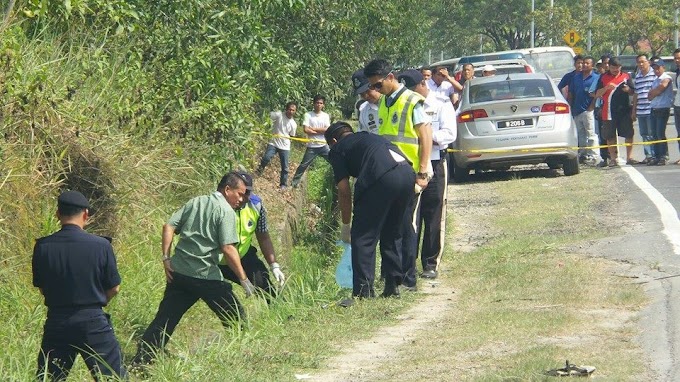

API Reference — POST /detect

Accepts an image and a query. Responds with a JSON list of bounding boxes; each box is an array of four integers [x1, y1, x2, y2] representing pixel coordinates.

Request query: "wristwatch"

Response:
[[417, 172, 432, 181]]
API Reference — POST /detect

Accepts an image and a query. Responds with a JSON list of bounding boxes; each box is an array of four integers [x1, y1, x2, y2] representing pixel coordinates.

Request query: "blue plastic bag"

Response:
[[335, 241, 353, 289]]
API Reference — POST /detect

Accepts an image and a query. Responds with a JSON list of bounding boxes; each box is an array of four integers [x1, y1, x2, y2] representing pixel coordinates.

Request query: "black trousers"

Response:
[[134, 271, 243, 363], [37, 308, 126, 381], [416, 158, 448, 271], [351, 163, 415, 297], [219, 246, 275, 301]]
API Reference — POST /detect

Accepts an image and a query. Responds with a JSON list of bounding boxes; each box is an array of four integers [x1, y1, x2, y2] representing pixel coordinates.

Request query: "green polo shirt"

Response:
[[168, 192, 238, 281]]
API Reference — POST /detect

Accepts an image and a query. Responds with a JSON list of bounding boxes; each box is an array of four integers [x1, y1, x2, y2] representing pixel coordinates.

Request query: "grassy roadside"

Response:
[[367, 168, 648, 381]]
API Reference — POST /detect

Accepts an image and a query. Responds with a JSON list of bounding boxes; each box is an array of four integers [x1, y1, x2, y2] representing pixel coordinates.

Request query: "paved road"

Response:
[[598, 118, 680, 381]]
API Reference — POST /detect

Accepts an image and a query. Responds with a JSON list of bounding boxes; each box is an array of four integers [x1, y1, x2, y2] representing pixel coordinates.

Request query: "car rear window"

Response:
[[469, 79, 554, 103], [473, 66, 528, 78]]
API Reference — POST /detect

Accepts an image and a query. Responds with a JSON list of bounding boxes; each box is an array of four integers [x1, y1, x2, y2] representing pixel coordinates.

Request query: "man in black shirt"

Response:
[[325, 121, 416, 298], [32, 190, 126, 381]]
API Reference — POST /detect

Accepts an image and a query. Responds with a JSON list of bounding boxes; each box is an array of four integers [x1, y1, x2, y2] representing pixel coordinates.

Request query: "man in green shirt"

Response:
[[132, 172, 256, 366]]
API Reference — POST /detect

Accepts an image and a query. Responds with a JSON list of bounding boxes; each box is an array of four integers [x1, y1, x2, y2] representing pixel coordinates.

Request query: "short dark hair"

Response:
[[462, 63, 474, 70], [573, 54, 584, 63], [57, 204, 86, 217], [313, 94, 325, 104], [324, 121, 354, 144], [285, 101, 297, 109], [582, 55, 594, 64], [217, 172, 245, 191], [420, 66, 431, 72], [364, 59, 392, 78], [636, 53, 648, 60]]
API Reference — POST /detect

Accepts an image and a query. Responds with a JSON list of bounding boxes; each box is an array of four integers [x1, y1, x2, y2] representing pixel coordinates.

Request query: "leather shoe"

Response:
[[402, 284, 417, 292], [421, 269, 438, 279], [382, 278, 401, 298]]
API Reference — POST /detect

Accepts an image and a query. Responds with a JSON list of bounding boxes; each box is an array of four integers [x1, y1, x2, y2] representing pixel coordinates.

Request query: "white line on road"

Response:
[[622, 166, 680, 255]]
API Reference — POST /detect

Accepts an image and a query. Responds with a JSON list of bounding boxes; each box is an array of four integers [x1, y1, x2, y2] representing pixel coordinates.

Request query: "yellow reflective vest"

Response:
[[378, 88, 424, 171], [220, 196, 262, 264]]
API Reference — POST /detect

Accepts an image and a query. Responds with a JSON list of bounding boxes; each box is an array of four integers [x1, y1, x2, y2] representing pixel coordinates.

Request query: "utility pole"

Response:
[[588, 0, 593, 53], [531, 0, 535, 48], [675, 8, 679, 49], [549, 0, 554, 46]]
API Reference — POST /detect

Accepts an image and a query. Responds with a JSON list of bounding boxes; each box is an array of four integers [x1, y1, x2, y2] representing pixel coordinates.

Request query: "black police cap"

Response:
[[58, 190, 90, 209]]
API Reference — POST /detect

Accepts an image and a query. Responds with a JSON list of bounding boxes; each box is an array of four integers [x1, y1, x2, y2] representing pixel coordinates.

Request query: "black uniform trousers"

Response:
[[37, 308, 126, 381], [415, 157, 448, 272], [351, 162, 415, 297], [134, 271, 243, 364], [219, 246, 275, 301]]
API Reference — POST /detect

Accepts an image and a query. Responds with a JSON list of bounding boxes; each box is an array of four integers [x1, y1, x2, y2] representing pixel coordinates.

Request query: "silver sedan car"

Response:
[[450, 73, 579, 182]]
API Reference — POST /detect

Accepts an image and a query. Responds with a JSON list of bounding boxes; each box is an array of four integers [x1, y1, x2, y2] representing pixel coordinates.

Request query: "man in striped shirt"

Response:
[[632, 54, 656, 163]]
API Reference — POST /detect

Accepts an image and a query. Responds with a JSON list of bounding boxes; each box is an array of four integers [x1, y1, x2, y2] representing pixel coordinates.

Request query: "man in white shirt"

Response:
[[398, 69, 456, 281], [352, 69, 381, 134], [290, 95, 331, 188], [256, 102, 298, 189], [427, 65, 463, 102]]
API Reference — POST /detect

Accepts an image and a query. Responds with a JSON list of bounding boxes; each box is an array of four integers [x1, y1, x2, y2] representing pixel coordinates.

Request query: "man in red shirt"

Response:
[[594, 57, 635, 166]]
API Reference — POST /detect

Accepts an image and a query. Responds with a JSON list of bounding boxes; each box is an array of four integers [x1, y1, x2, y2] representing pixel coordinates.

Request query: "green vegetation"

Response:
[[0, 1, 655, 380], [370, 170, 648, 381]]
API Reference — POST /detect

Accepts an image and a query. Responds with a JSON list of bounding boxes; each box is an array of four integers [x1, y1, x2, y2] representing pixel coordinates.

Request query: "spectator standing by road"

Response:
[[427, 65, 462, 102], [325, 121, 415, 298], [594, 57, 634, 166], [420, 67, 432, 82], [219, 171, 285, 302], [632, 54, 656, 164], [256, 102, 298, 190], [290, 95, 331, 188], [481, 64, 496, 77], [647, 57, 674, 166], [352, 69, 381, 134], [672, 48, 680, 164], [132, 172, 255, 366], [569, 56, 602, 165], [33, 191, 126, 381], [559, 55, 584, 99], [453, 63, 475, 108], [364, 58, 433, 292]]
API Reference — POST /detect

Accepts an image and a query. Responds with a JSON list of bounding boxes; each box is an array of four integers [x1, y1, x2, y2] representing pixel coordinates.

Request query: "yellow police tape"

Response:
[[270, 134, 680, 154], [271, 134, 326, 144], [446, 137, 680, 154]]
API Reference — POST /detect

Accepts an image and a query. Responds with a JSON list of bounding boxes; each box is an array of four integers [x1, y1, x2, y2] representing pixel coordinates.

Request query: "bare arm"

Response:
[[648, 78, 671, 99], [221, 243, 247, 281], [161, 223, 176, 282], [337, 178, 352, 224], [631, 93, 638, 120], [416, 122, 433, 173], [255, 231, 277, 266], [105, 285, 120, 303]]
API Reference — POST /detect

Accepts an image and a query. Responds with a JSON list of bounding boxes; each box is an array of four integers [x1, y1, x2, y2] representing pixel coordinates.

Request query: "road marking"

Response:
[[622, 166, 680, 255]]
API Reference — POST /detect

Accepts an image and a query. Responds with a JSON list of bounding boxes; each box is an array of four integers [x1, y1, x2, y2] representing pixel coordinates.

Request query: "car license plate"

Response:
[[498, 118, 532, 129]]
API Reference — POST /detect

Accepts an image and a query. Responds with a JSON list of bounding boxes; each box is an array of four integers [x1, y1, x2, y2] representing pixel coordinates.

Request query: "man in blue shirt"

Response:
[[558, 54, 584, 99], [569, 56, 601, 165]]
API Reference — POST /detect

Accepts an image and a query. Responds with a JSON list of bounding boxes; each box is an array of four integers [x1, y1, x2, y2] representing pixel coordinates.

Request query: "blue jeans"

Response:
[[637, 114, 654, 158], [291, 145, 330, 187], [651, 108, 671, 160], [258, 144, 290, 187], [674, 106, 680, 153]]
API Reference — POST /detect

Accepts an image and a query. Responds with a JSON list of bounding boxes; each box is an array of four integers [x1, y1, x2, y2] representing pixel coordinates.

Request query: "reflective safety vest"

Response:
[[220, 195, 262, 264], [378, 88, 424, 171]]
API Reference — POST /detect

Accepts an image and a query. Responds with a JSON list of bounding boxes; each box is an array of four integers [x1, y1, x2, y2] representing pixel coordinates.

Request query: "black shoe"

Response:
[[596, 159, 608, 168], [647, 158, 659, 166], [421, 269, 438, 279], [402, 284, 418, 292], [382, 278, 400, 298]]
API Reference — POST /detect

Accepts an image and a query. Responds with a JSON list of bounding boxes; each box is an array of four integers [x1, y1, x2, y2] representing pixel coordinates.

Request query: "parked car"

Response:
[[450, 73, 579, 182], [469, 58, 534, 78]]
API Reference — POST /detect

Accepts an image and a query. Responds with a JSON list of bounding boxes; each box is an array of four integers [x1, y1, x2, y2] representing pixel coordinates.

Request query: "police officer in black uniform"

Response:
[[32, 190, 126, 381], [325, 121, 415, 298]]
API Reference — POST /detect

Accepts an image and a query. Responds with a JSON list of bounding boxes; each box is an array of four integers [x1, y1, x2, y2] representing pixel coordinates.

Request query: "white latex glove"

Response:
[[270, 262, 285, 286], [340, 223, 351, 243], [240, 278, 256, 297]]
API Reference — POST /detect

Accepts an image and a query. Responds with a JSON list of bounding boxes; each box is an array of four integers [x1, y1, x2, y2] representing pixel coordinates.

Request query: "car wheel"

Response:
[[451, 159, 470, 183], [562, 157, 580, 176]]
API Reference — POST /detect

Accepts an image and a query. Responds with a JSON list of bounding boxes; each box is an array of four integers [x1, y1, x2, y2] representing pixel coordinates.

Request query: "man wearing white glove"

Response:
[[325, 121, 415, 299], [219, 171, 286, 303], [133, 172, 251, 366]]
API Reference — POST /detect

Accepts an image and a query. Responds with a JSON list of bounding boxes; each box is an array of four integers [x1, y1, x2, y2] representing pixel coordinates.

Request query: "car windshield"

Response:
[[469, 79, 554, 103], [523, 51, 574, 80], [459, 52, 524, 65]]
